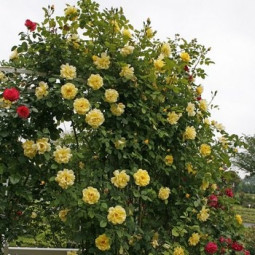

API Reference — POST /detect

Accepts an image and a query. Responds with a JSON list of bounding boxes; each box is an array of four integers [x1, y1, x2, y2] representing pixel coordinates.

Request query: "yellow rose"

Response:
[[105, 89, 119, 103], [186, 163, 196, 175], [85, 109, 105, 128], [197, 206, 210, 222], [61, 83, 78, 99], [22, 140, 37, 158], [95, 234, 110, 251], [196, 85, 204, 95], [111, 170, 130, 188], [31, 212, 37, 219], [183, 126, 196, 140], [120, 45, 134, 56], [173, 246, 185, 255], [201, 180, 209, 191], [154, 58, 165, 70], [204, 118, 211, 125], [110, 103, 125, 116], [53, 146, 72, 164], [60, 63, 77, 80], [122, 29, 132, 38], [119, 65, 134, 80], [73, 98, 90, 115], [211, 183, 217, 191], [82, 186, 100, 204], [186, 102, 196, 117], [165, 155, 174, 166], [111, 20, 120, 32], [151, 232, 159, 248], [133, 169, 150, 187], [55, 169, 75, 189], [158, 187, 171, 200], [161, 43, 171, 57], [107, 205, 126, 224], [92, 52, 110, 69], [0, 71, 5, 81], [235, 214, 243, 225], [35, 81, 49, 99], [36, 138, 51, 154], [87, 74, 104, 90], [199, 99, 208, 112], [146, 28, 153, 38], [0, 98, 12, 109], [59, 209, 70, 222], [167, 111, 182, 125], [188, 233, 200, 246], [10, 49, 19, 60], [200, 144, 211, 157], [180, 52, 190, 62], [64, 5, 78, 16]]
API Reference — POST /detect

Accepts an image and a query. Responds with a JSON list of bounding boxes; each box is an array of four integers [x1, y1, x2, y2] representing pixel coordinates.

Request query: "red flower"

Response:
[[219, 236, 225, 243], [197, 96, 202, 101], [231, 242, 243, 251], [25, 19, 37, 31], [184, 65, 189, 72], [225, 188, 234, 197], [208, 194, 218, 208], [16, 211, 23, 216], [17, 105, 30, 119], [3, 88, 20, 101], [243, 250, 250, 255], [225, 238, 233, 246], [205, 242, 218, 254]]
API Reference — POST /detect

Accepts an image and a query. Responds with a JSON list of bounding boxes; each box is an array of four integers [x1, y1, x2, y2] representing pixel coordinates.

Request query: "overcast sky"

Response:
[[1, 0, 255, 137]]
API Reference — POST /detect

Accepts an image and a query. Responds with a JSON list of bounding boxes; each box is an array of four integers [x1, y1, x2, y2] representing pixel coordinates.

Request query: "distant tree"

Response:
[[234, 135, 255, 175]]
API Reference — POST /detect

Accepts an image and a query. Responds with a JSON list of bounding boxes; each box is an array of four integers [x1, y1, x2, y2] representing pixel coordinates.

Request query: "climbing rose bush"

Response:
[[0, 0, 248, 254]]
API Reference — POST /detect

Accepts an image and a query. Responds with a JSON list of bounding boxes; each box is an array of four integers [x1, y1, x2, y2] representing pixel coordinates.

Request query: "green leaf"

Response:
[[100, 220, 107, 228], [172, 228, 179, 237], [10, 175, 21, 184]]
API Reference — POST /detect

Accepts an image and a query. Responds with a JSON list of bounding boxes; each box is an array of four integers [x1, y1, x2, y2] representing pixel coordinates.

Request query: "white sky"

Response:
[[1, 0, 255, 137]]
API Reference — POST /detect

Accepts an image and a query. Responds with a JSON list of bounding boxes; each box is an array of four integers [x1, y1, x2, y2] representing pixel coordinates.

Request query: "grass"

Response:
[[234, 205, 255, 224]]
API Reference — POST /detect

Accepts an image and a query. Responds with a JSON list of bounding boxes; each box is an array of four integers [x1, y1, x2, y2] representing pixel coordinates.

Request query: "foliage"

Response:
[[0, 0, 250, 254], [237, 175, 255, 194]]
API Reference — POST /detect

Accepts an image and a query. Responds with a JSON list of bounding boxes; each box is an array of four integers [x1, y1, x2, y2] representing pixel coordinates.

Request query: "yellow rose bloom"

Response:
[[186, 163, 196, 175], [111, 20, 120, 32], [158, 187, 171, 200], [53, 146, 72, 164], [64, 5, 78, 16], [197, 206, 210, 222], [161, 43, 171, 57], [154, 58, 165, 70], [165, 155, 174, 166], [133, 169, 150, 187], [61, 83, 78, 100], [95, 234, 110, 251], [199, 99, 208, 112], [211, 183, 217, 191], [85, 109, 105, 128], [151, 232, 159, 248], [0, 71, 5, 81], [92, 52, 110, 69], [119, 65, 134, 80], [180, 52, 190, 62], [173, 246, 185, 255], [196, 85, 204, 95], [201, 180, 209, 191], [10, 49, 19, 60], [55, 169, 75, 189], [200, 144, 211, 157], [0, 98, 12, 109], [122, 29, 132, 38], [186, 102, 196, 117], [82, 186, 100, 204], [146, 28, 153, 38], [188, 233, 200, 246], [235, 214, 243, 225], [22, 140, 37, 158], [36, 138, 51, 154], [183, 126, 196, 140], [73, 98, 90, 115], [107, 205, 126, 224], [59, 209, 69, 222], [87, 74, 104, 90], [120, 45, 134, 56], [167, 111, 182, 125], [110, 103, 125, 116], [111, 170, 130, 188], [35, 81, 49, 99], [60, 63, 77, 80], [105, 89, 119, 103], [204, 118, 211, 125]]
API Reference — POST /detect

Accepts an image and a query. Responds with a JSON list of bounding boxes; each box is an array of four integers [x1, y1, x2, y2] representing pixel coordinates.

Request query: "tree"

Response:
[[234, 135, 255, 176], [0, 1, 250, 254]]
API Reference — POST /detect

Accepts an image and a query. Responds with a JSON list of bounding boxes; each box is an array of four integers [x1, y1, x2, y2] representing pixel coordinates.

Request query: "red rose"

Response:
[[17, 105, 30, 119], [205, 242, 218, 254], [244, 250, 250, 255], [231, 242, 243, 251], [184, 65, 189, 72], [219, 236, 225, 243], [197, 96, 202, 101], [3, 88, 20, 101], [208, 194, 218, 208], [16, 211, 23, 216], [225, 188, 234, 197], [25, 19, 37, 31]]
